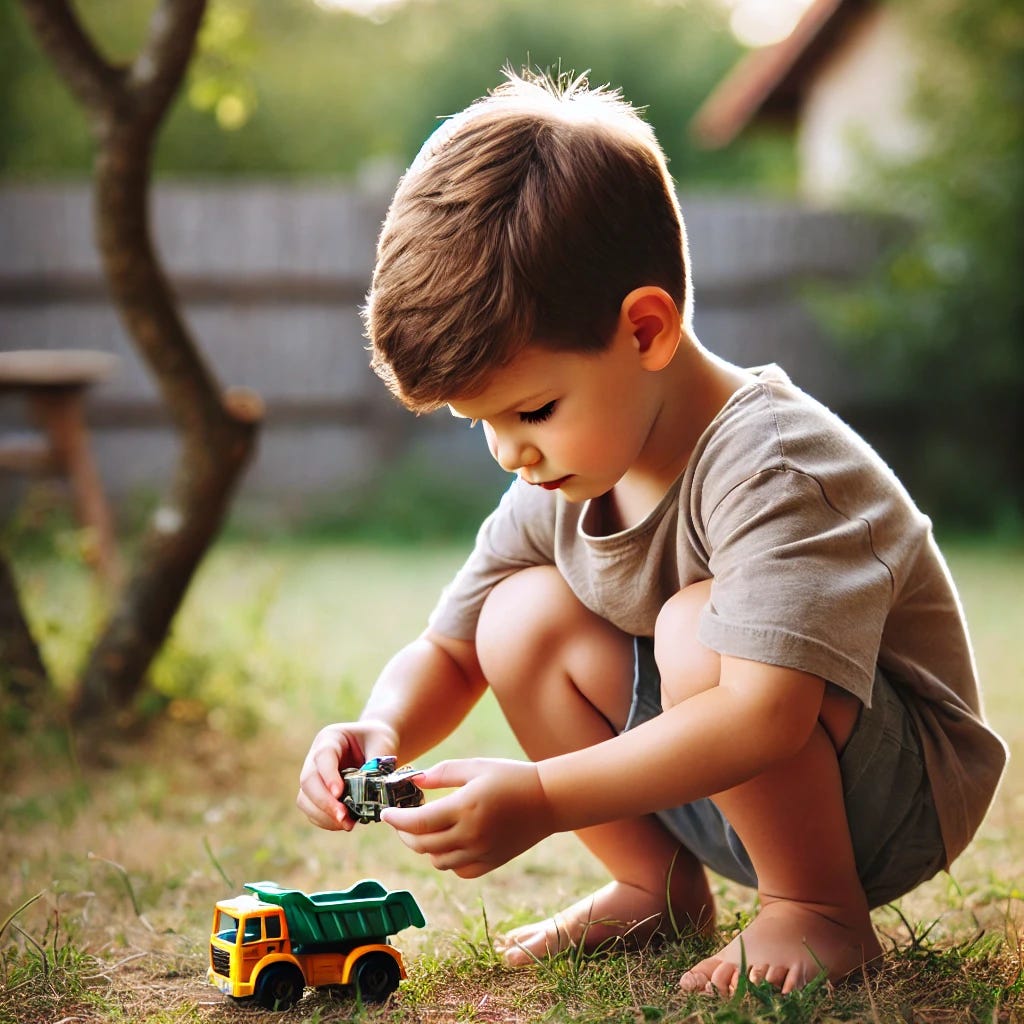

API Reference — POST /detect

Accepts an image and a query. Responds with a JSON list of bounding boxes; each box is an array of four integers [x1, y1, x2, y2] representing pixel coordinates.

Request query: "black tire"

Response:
[[353, 951, 401, 1002], [254, 963, 305, 1011]]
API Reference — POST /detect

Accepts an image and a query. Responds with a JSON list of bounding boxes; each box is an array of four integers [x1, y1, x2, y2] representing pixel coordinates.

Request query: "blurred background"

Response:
[[1, 0, 1021, 535], [1, 11, 1022, 1017]]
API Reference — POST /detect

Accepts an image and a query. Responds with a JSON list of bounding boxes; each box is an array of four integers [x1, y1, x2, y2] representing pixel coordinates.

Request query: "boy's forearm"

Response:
[[537, 663, 824, 833], [360, 632, 487, 764]]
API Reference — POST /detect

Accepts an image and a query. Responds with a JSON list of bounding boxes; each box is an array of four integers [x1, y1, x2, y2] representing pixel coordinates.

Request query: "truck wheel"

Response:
[[353, 952, 401, 1002], [254, 964, 305, 1010]]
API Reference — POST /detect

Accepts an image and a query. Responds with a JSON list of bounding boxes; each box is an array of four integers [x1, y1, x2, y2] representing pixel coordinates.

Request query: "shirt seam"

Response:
[[761, 379, 898, 596], [703, 376, 897, 597]]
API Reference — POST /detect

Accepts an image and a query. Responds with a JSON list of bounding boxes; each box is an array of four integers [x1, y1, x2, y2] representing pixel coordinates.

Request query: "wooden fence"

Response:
[[0, 182, 891, 518]]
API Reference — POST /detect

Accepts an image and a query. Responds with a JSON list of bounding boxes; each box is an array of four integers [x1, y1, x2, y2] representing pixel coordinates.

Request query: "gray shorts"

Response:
[[625, 638, 946, 908]]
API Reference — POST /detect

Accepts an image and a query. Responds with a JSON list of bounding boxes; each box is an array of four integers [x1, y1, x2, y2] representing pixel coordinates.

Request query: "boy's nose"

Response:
[[515, 444, 542, 471], [488, 430, 540, 473]]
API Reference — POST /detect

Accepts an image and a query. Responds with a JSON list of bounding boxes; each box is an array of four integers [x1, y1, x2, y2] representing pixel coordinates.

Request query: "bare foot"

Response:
[[680, 894, 882, 995], [497, 876, 714, 967]]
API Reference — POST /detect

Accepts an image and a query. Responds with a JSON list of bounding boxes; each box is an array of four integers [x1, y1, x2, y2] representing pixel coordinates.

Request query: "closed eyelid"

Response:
[[519, 400, 557, 424]]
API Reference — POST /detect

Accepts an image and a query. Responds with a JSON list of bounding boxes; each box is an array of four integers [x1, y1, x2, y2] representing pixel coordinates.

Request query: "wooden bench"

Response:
[[0, 349, 122, 584]]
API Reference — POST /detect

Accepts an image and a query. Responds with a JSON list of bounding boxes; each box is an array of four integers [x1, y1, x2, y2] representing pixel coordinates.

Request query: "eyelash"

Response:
[[519, 401, 556, 425]]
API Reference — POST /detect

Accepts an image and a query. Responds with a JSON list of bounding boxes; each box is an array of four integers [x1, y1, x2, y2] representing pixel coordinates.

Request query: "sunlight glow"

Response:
[[718, 0, 817, 48], [311, 0, 818, 45], [313, 0, 407, 17]]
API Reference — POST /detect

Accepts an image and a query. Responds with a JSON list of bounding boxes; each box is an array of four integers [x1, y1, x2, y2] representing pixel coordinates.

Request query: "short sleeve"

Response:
[[428, 479, 557, 640], [697, 467, 894, 703]]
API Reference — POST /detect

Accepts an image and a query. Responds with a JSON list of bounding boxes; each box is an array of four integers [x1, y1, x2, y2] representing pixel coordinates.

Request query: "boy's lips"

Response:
[[533, 475, 572, 491]]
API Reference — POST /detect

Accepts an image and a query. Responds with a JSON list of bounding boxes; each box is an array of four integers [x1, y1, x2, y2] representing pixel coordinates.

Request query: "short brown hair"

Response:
[[365, 69, 691, 412]]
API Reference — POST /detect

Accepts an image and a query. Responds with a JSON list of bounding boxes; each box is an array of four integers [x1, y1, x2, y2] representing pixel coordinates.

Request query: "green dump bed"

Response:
[[244, 880, 425, 946]]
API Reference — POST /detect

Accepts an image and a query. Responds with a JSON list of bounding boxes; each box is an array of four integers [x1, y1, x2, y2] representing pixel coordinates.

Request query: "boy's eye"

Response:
[[519, 401, 556, 425]]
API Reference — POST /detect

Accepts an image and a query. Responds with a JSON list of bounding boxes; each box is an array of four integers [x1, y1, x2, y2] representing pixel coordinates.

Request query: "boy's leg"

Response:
[[681, 743, 880, 994], [654, 585, 881, 995], [475, 566, 714, 965]]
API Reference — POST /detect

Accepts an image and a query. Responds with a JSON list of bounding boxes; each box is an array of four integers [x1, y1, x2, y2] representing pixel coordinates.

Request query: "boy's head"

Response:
[[365, 68, 691, 413]]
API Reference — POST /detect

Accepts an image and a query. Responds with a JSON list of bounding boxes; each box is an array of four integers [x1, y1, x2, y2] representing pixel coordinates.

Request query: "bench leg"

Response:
[[30, 390, 122, 587]]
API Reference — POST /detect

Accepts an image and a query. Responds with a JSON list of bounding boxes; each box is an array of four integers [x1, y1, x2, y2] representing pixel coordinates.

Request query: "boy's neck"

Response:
[[602, 336, 751, 533]]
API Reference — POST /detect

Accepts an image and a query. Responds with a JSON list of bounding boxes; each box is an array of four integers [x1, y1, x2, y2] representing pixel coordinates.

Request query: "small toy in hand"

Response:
[[342, 756, 425, 823]]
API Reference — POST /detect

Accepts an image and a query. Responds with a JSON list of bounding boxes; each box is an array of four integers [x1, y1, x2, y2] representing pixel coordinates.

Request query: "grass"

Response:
[[1, 530, 1022, 1023]]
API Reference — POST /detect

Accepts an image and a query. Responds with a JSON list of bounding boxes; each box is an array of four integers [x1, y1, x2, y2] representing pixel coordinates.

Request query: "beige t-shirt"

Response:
[[429, 365, 1007, 865]]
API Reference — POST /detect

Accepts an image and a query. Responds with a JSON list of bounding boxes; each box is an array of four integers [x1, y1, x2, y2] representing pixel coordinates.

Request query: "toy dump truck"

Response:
[[208, 879, 426, 1010]]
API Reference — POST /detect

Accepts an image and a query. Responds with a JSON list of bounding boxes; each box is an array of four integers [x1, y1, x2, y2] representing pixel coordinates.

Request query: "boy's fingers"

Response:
[[388, 821, 480, 868], [388, 823, 442, 855], [405, 763, 449, 790], [448, 858, 489, 879], [299, 761, 342, 810], [413, 758, 480, 790], [313, 752, 345, 799], [296, 788, 350, 831], [381, 799, 455, 835], [418, 840, 490, 878], [296, 768, 355, 830]]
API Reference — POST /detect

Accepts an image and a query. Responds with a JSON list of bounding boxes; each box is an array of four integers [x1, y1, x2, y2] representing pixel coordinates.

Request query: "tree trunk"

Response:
[[17, 0, 263, 726]]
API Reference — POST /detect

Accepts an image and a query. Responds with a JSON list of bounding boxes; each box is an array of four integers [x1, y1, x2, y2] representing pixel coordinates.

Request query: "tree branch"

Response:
[[17, 0, 123, 121], [128, 0, 208, 129]]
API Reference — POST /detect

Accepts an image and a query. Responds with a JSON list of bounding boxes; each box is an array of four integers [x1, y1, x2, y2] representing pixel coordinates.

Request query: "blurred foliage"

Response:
[[1, 0, 793, 188], [11, 0, 1019, 533], [247, 450, 509, 544], [820, 0, 1024, 530]]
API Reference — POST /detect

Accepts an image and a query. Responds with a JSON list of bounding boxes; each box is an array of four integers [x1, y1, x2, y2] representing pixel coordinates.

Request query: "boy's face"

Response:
[[447, 325, 661, 503]]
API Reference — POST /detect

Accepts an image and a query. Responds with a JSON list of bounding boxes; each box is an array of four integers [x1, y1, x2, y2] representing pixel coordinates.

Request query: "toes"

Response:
[[497, 928, 547, 966], [748, 963, 769, 985], [680, 955, 741, 996], [780, 962, 811, 995], [496, 917, 571, 966], [679, 971, 710, 994], [683, 958, 805, 998], [709, 960, 739, 995], [680, 968, 709, 993], [502, 939, 540, 968], [680, 958, 719, 994]]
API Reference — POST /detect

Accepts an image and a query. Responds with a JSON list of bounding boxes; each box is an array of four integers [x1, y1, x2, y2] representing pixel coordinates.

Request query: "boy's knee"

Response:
[[654, 578, 720, 708], [477, 566, 577, 686], [479, 566, 635, 729]]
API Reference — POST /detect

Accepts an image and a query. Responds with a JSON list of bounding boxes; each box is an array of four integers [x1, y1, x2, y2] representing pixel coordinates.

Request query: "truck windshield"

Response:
[[214, 910, 239, 943]]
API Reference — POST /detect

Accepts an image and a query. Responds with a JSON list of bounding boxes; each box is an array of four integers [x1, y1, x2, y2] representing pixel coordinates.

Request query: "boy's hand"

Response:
[[381, 758, 557, 878], [296, 719, 397, 831]]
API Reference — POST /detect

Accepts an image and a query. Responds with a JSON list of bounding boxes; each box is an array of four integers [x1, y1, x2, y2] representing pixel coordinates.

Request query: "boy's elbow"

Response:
[[422, 629, 488, 694]]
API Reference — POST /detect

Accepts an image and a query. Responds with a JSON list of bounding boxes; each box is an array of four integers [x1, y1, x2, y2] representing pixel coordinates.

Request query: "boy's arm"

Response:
[[361, 630, 488, 762], [382, 655, 825, 874], [539, 654, 825, 827], [297, 628, 487, 831]]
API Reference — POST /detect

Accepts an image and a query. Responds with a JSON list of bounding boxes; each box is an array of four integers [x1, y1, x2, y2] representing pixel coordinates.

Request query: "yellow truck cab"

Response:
[[208, 880, 425, 1010]]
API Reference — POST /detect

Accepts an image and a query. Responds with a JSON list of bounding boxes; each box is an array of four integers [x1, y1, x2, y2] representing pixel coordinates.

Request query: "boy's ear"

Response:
[[619, 287, 681, 371]]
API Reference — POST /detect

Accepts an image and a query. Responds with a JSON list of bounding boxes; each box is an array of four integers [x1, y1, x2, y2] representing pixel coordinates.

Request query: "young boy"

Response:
[[297, 70, 1007, 995]]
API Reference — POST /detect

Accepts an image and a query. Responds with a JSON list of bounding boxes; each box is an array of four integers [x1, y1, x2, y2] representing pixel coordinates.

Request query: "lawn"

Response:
[[1, 536, 1022, 1023]]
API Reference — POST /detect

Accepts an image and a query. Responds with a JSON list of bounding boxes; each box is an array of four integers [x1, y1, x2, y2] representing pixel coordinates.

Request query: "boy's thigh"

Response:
[[626, 638, 946, 906]]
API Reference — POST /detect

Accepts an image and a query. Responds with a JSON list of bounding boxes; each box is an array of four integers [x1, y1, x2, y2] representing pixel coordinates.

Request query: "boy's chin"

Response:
[[560, 479, 610, 504]]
